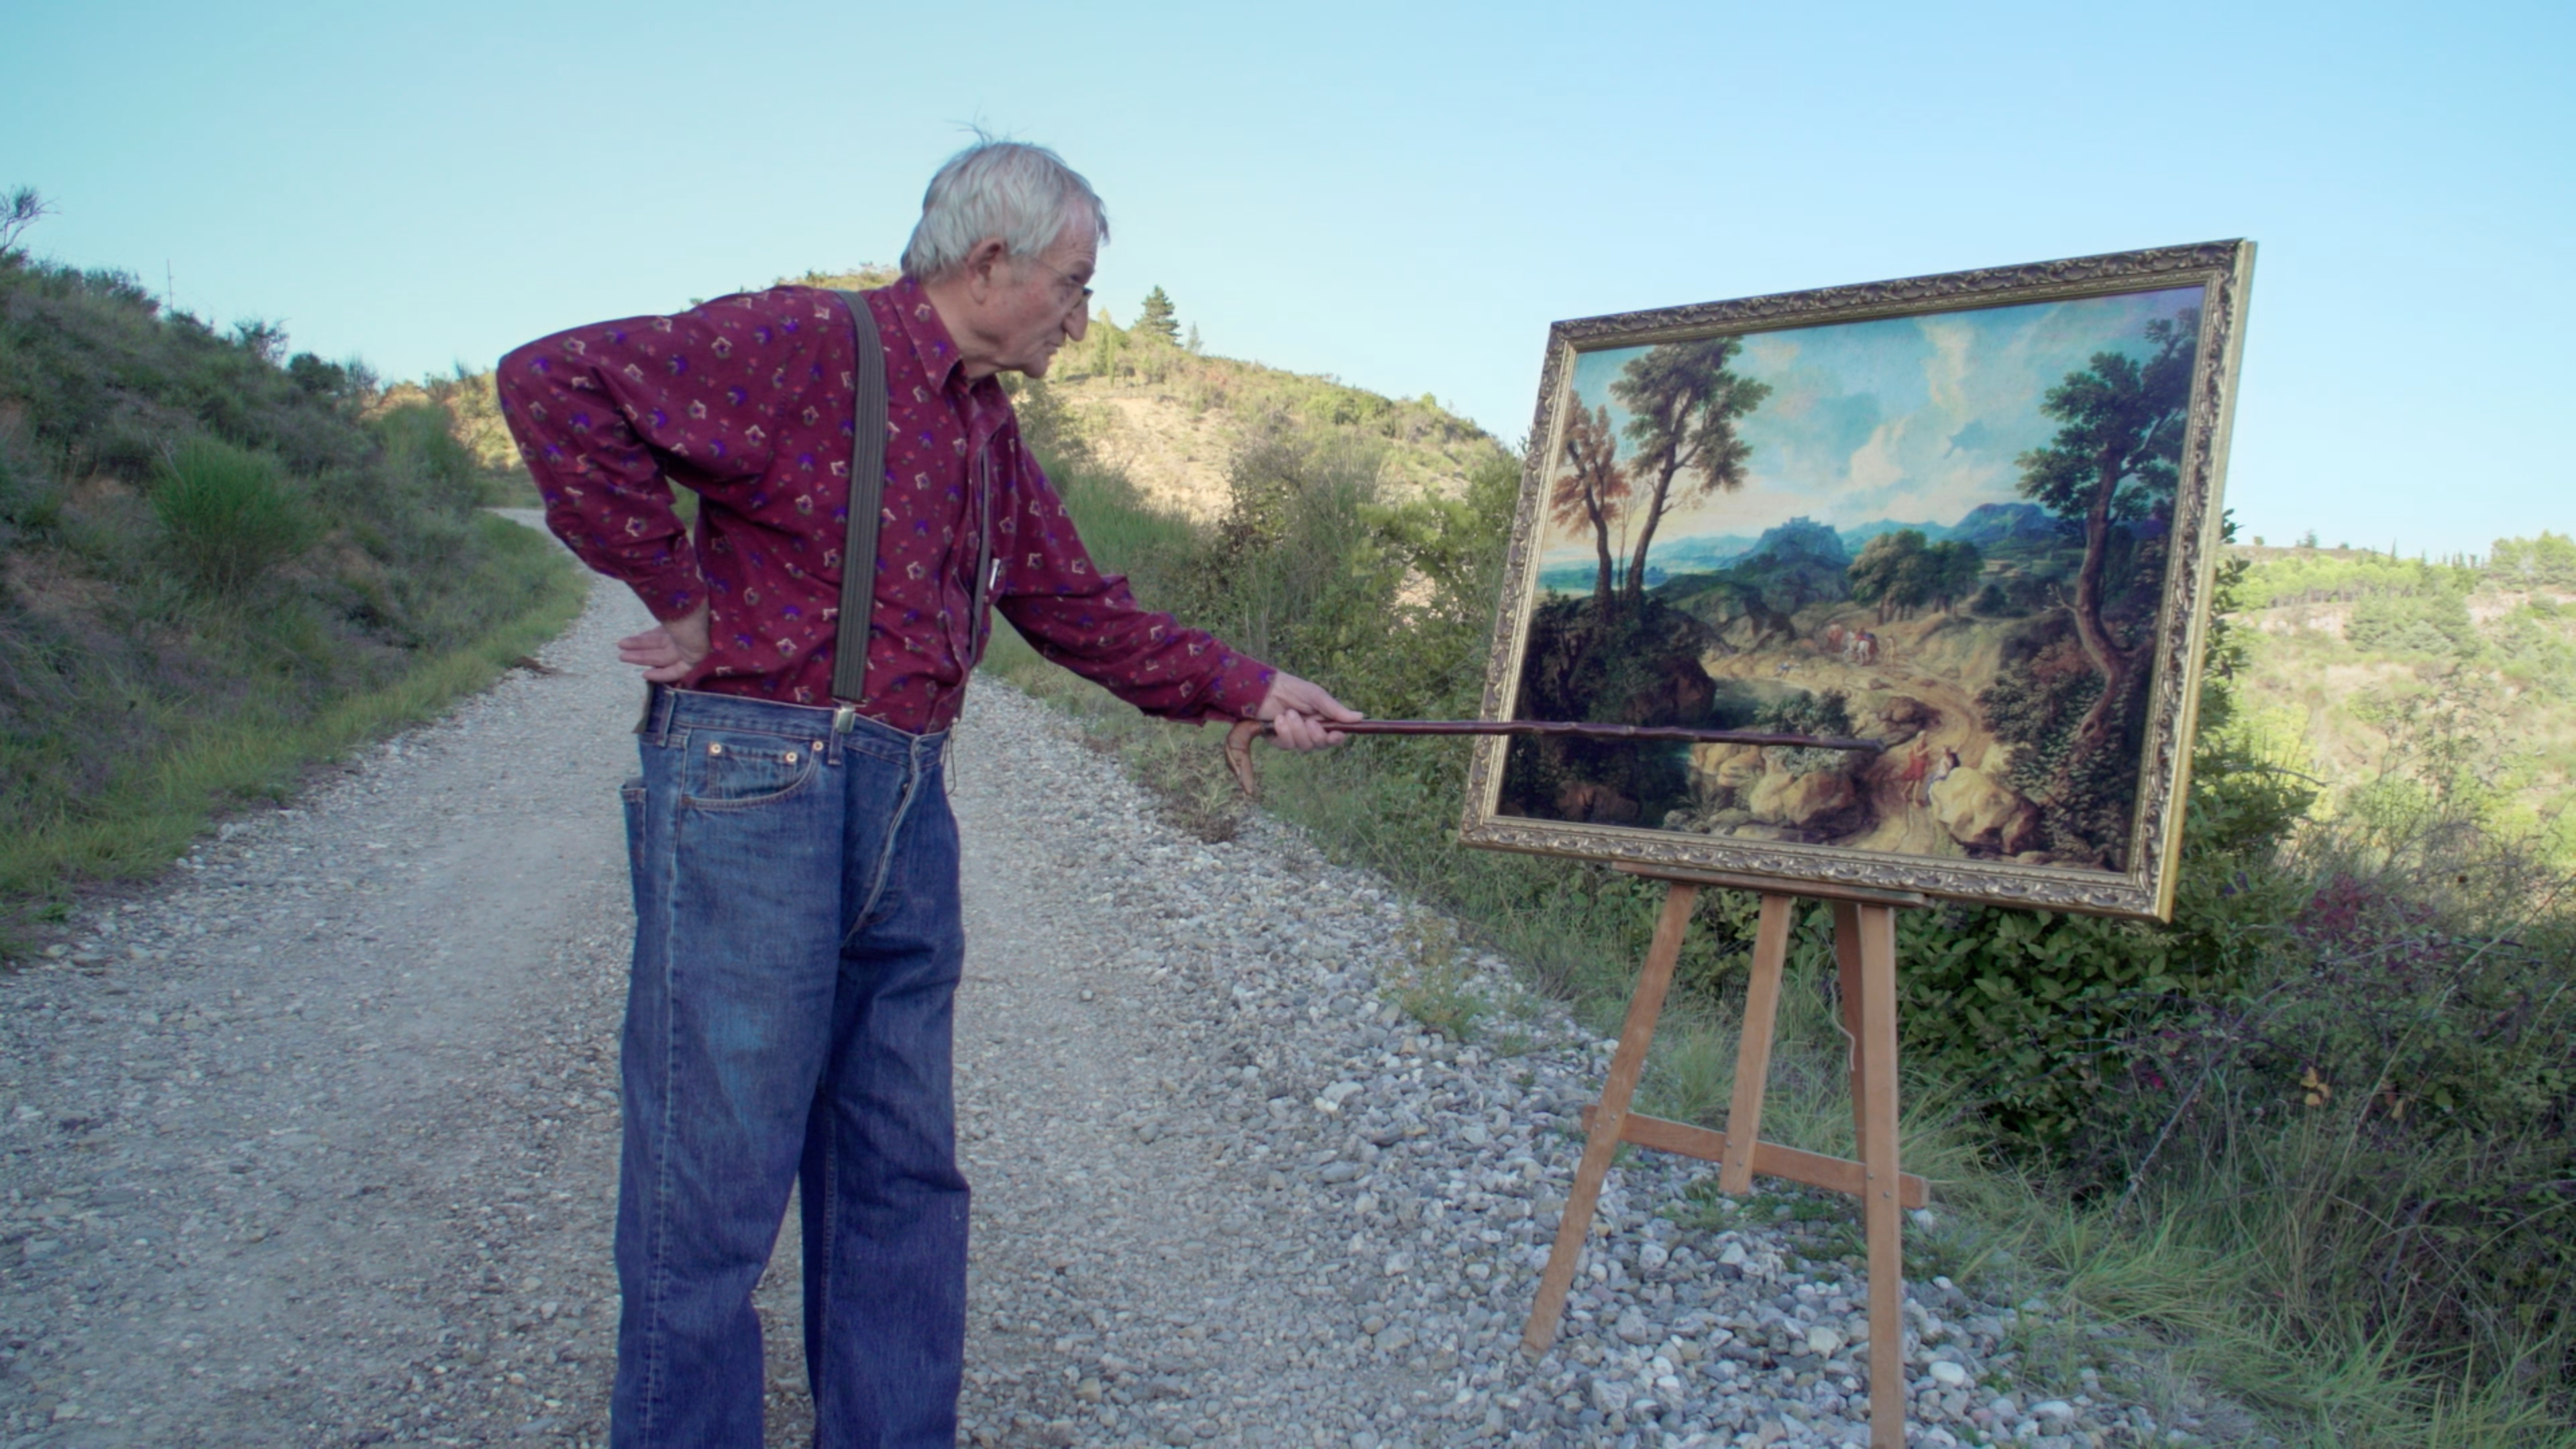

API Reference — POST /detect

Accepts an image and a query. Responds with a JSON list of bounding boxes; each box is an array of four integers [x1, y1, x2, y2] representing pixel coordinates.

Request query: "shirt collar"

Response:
[[877, 274, 996, 402]]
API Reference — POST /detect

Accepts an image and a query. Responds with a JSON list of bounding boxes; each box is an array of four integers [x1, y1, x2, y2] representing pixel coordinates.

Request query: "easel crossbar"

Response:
[[1576, 1106, 1928, 1208]]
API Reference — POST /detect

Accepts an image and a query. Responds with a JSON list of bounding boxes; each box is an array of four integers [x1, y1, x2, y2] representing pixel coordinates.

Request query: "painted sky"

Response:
[[1540, 286, 2203, 564]]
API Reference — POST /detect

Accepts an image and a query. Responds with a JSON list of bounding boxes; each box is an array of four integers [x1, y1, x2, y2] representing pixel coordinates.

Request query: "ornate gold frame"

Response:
[[1457, 240, 2256, 921]]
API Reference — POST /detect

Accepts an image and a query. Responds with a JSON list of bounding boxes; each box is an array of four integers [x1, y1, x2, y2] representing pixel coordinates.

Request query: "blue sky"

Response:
[[3, 1, 2567, 557], [1543, 286, 2203, 563]]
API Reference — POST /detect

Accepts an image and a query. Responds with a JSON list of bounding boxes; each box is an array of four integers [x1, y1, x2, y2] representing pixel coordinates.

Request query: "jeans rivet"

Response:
[[784, 751, 798, 765], [708, 742, 723, 755]]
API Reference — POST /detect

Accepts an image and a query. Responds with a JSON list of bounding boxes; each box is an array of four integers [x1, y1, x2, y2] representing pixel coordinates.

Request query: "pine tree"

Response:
[[1136, 286, 1180, 344]]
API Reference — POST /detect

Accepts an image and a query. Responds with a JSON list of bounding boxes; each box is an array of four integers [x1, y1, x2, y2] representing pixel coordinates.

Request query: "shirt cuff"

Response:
[[1199, 650, 1278, 722]]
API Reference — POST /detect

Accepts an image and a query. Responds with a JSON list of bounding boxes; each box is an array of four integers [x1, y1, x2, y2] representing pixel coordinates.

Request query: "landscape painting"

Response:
[[1459, 243, 2255, 918]]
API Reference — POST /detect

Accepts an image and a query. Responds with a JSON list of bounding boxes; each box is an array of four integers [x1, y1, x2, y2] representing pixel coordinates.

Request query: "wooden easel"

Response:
[[1522, 863, 1926, 1449]]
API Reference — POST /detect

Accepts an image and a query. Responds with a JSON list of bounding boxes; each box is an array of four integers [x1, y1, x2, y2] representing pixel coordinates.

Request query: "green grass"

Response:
[[0, 519, 582, 922], [150, 436, 322, 595]]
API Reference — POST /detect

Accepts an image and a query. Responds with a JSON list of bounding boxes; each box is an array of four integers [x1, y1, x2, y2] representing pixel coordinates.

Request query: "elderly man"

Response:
[[498, 139, 1356, 1448]]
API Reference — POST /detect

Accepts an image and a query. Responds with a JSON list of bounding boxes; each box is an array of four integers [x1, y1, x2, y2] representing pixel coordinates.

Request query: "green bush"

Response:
[[372, 398, 488, 506], [150, 437, 319, 596], [2243, 550, 2480, 608], [2348, 586, 2479, 656]]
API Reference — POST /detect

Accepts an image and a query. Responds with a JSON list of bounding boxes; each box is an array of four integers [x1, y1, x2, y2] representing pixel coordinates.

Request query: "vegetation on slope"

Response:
[[2231, 542, 2576, 861], [1038, 289, 1508, 516], [0, 245, 583, 941]]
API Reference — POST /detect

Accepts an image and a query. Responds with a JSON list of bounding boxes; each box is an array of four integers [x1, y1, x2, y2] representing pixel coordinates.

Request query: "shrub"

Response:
[[373, 400, 489, 511], [150, 437, 319, 596], [2487, 531, 2576, 590], [2347, 586, 2478, 656]]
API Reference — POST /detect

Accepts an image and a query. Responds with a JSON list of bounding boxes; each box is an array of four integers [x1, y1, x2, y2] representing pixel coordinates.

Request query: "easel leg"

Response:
[[1833, 900, 1868, 1158], [1851, 903, 1907, 1449], [1521, 882, 1699, 1356], [1715, 894, 1793, 1197]]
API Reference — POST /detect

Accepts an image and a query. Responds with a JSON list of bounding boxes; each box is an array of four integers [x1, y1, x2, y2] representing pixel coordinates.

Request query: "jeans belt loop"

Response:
[[828, 704, 857, 764], [636, 683, 668, 743]]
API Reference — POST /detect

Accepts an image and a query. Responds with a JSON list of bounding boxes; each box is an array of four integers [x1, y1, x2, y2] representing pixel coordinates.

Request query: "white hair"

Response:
[[900, 138, 1108, 280]]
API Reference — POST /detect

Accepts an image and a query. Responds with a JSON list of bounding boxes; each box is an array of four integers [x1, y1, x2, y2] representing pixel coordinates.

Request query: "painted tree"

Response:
[[1848, 529, 1931, 623], [2015, 309, 2197, 755], [1136, 286, 1181, 344], [1610, 337, 1772, 610], [1929, 539, 1984, 613], [1549, 400, 1629, 614]]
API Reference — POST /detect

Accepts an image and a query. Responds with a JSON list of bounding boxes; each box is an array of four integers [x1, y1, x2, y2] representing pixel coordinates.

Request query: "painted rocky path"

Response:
[[0, 569, 2206, 1448]]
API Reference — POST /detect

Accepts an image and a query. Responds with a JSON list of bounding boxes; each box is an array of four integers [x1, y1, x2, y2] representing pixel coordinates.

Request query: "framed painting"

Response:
[[1458, 241, 2255, 920]]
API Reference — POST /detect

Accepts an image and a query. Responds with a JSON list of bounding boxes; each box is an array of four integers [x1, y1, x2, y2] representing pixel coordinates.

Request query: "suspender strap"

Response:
[[970, 445, 996, 671], [828, 286, 999, 712], [831, 290, 889, 706]]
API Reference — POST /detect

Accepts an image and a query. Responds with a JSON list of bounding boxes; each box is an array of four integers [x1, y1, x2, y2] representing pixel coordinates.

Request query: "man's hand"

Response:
[[1256, 672, 1361, 751], [618, 603, 710, 684]]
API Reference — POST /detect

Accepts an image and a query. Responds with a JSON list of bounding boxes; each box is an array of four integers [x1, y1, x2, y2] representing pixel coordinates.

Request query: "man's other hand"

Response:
[[1257, 672, 1361, 751], [619, 603, 711, 684]]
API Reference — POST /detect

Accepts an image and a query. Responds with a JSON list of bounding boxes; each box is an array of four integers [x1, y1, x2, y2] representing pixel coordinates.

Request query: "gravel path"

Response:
[[0, 572, 2194, 1448]]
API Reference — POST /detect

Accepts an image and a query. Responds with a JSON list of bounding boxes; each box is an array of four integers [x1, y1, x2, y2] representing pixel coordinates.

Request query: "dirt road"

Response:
[[0, 575, 1480, 1448]]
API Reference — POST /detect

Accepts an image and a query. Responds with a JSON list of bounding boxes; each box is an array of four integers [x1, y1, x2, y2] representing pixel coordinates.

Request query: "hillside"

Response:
[[0, 249, 582, 932], [403, 269, 1511, 526], [1035, 296, 1507, 521], [2226, 539, 2576, 856], [802, 274, 1510, 521]]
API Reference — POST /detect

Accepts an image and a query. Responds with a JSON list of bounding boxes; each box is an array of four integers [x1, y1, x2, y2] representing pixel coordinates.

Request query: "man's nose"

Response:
[[1064, 307, 1089, 342]]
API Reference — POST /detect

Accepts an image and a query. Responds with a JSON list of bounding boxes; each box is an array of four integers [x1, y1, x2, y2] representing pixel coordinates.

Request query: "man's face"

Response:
[[984, 227, 1095, 378]]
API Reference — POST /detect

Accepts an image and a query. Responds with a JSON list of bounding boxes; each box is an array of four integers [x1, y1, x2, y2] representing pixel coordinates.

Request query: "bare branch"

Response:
[[0, 186, 54, 258]]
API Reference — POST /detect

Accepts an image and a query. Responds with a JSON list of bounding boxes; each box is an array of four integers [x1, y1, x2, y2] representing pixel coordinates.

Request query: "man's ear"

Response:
[[961, 237, 1010, 301]]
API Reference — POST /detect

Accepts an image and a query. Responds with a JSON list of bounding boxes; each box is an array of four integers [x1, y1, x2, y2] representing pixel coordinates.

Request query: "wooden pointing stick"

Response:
[[1222, 717, 1884, 800]]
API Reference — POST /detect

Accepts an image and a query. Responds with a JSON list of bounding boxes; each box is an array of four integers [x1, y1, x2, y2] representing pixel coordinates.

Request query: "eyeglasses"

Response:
[[1024, 256, 1094, 311]]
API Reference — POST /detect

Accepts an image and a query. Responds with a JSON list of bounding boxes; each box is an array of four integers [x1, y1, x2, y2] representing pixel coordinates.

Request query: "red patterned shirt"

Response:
[[496, 278, 1275, 733]]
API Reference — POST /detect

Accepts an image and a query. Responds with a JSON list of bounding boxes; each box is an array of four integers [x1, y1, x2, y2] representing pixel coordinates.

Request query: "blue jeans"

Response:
[[612, 686, 968, 1448]]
